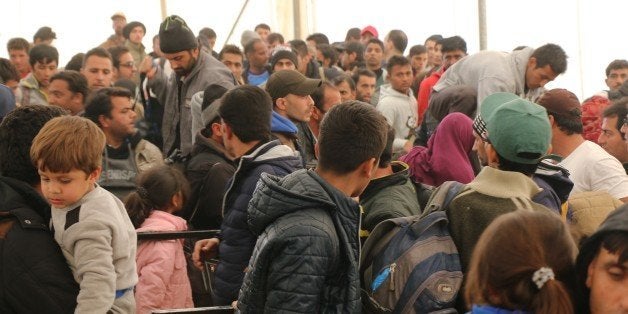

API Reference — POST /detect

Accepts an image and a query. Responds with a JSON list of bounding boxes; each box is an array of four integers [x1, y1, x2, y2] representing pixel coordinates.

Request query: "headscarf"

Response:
[[428, 85, 477, 122], [399, 112, 475, 186], [581, 95, 610, 144]]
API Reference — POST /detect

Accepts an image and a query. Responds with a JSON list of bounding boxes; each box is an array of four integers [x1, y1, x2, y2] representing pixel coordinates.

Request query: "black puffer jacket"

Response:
[[213, 140, 302, 305], [238, 169, 361, 313], [183, 132, 235, 230], [0, 176, 79, 313]]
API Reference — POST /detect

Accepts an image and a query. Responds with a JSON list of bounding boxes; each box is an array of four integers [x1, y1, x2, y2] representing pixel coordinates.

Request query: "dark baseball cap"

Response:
[[536, 88, 582, 120], [266, 70, 321, 99]]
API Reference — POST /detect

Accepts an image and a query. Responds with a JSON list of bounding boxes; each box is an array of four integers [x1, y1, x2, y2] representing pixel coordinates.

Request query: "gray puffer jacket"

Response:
[[238, 169, 361, 313]]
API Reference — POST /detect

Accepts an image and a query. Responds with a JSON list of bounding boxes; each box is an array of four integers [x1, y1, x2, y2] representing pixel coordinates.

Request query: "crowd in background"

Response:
[[0, 11, 627, 314]]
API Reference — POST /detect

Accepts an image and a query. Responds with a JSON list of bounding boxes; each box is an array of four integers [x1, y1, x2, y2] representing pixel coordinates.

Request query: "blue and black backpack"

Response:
[[360, 181, 464, 313]]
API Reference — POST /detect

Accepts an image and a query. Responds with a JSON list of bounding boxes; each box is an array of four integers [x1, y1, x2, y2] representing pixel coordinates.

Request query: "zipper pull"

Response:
[[389, 263, 396, 291]]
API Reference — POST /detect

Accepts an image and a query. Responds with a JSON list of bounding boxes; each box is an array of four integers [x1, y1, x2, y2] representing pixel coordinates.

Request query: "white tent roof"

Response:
[[1, 0, 627, 101]]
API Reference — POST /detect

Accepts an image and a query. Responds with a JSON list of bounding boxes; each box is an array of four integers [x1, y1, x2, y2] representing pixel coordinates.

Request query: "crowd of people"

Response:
[[0, 11, 627, 314]]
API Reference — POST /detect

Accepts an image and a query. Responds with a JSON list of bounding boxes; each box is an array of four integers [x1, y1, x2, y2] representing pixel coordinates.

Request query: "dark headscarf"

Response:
[[400, 112, 475, 186], [428, 85, 477, 122]]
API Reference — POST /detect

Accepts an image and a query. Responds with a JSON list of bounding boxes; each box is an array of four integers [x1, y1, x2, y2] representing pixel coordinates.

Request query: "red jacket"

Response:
[[417, 67, 445, 124]]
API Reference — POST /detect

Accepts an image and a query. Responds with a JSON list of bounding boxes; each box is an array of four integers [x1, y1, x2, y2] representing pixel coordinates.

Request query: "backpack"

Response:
[[360, 181, 464, 314]]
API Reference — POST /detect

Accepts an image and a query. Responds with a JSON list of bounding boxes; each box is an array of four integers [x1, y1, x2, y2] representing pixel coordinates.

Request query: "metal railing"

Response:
[[138, 230, 232, 313]]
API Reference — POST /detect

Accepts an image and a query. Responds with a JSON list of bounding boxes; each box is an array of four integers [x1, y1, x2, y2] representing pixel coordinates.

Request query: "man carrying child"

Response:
[[30, 116, 138, 313]]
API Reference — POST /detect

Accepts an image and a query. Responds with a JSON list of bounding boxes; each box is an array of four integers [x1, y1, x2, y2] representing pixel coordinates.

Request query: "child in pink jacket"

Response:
[[125, 165, 194, 314]]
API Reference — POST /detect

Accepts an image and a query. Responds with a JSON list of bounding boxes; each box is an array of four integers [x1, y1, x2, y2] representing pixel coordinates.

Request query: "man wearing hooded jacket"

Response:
[[192, 86, 302, 305], [237, 101, 388, 312], [432, 43, 567, 105]]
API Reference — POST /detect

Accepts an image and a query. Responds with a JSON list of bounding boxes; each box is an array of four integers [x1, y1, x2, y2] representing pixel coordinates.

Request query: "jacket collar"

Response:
[[466, 166, 541, 199], [361, 161, 411, 201], [19, 73, 41, 90], [193, 132, 231, 160]]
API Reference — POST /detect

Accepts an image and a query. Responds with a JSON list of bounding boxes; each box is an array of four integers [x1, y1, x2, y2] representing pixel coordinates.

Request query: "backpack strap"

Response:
[[420, 181, 464, 218]]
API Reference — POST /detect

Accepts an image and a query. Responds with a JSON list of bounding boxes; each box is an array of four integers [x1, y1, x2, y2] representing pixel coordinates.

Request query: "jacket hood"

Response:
[[247, 169, 337, 235], [534, 158, 574, 204], [240, 140, 302, 172], [0, 176, 51, 227], [511, 47, 534, 94], [271, 111, 298, 134], [136, 210, 188, 232], [361, 161, 410, 201]]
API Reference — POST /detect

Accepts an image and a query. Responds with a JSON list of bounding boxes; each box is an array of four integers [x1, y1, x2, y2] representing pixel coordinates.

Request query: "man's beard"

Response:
[[175, 57, 197, 77]]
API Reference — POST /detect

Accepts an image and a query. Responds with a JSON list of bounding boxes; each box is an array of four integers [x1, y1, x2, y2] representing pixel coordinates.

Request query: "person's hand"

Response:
[[192, 237, 220, 270], [403, 139, 414, 153]]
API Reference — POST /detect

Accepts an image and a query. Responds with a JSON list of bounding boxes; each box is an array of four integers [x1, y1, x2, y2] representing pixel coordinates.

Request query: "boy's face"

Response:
[[387, 64, 413, 94], [38, 167, 100, 208], [32, 60, 58, 88], [411, 52, 427, 73], [9, 48, 29, 73]]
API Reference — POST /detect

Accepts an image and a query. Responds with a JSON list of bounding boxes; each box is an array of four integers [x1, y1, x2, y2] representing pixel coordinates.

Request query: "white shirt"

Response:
[[560, 140, 628, 199]]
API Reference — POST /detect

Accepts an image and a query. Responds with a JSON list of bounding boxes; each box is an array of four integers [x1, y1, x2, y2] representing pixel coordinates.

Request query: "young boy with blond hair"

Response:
[[30, 116, 137, 313]]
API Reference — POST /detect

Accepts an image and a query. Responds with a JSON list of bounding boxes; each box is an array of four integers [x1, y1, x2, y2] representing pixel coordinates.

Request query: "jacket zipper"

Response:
[[221, 157, 245, 217]]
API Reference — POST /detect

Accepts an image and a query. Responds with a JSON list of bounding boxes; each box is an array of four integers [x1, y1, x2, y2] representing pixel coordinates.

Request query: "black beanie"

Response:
[[123, 21, 146, 40], [159, 15, 198, 54], [270, 50, 299, 71]]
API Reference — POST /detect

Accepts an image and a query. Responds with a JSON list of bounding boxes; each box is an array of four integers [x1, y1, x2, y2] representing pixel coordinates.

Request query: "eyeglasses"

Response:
[[120, 61, 135, 68]]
